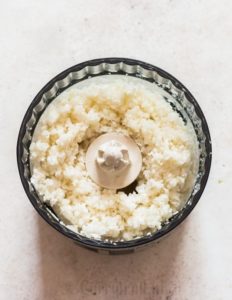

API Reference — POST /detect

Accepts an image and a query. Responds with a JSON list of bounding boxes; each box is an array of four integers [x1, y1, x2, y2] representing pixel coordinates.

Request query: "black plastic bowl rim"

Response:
[[17, 57, 212, 253]]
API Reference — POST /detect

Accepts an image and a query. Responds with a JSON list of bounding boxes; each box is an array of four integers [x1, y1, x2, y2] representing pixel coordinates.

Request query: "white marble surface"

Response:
[[0, 0, 231, 299]]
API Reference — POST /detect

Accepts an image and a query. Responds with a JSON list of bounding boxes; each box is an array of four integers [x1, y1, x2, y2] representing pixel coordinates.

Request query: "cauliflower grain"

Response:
[[30, 76, 198, 241]]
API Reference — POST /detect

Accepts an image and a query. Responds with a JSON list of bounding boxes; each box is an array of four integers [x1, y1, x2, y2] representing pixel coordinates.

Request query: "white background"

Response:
[[0, 0, 231, 299]]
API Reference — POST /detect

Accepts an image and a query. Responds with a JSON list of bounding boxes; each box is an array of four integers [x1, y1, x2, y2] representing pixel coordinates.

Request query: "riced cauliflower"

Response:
[[30, 76, 198, 241]]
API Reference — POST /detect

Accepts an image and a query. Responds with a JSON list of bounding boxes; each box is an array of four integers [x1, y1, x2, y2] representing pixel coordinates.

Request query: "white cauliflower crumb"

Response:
[[30, 76, 198, 241]]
